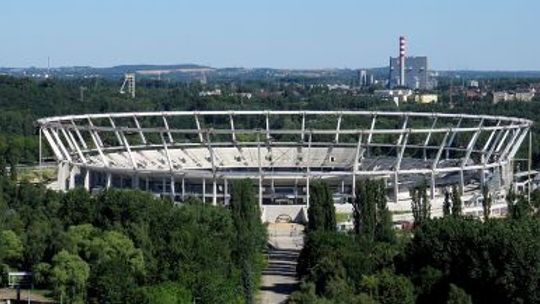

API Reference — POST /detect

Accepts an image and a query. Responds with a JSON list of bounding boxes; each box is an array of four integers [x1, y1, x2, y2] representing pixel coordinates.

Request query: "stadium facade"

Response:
[[37, 111, 532, 223]]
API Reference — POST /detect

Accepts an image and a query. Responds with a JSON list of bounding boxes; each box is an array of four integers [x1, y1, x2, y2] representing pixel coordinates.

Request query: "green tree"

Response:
[[410, 181, 431, 227], [511, 195, 533, 220], [447, 283, 472, 304], [50, 250, 90, 304], [451, 186, 462, 217], [354, 179, 376, 240], [443, 189, 451, 217], [59, 188, 96, 227], [374, 179, 395, 243], [0, 230, 23, 265], [482, 186, 492, 221], [230, 179, 266, 304], [375, 270, 415, 304], [137, 282, 192, 304], [308, 181, 336, 232]]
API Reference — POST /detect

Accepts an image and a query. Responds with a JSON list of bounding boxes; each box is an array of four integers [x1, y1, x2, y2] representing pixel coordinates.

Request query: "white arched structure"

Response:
[[37, 111, 532, 222]]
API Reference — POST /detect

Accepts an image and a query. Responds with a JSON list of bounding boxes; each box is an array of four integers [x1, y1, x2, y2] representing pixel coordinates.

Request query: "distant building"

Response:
[[414, 94, 438, 104], [357, 69, 374, 87], [491, 89, 535, 104], [327, 84, 351, 91], [198, 89, 222, 97], [468, 80, 479, 88], [374, 89, 413, 106], [389, 56, 435, 90], [231, 92, 253, 99]]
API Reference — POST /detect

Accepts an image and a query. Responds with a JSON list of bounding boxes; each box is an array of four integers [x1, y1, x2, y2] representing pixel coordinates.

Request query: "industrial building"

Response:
[[388, 36, 435, 90]]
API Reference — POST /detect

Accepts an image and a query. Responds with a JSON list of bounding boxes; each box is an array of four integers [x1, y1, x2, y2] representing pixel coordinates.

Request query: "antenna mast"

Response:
[[120, 73, 136, 98]]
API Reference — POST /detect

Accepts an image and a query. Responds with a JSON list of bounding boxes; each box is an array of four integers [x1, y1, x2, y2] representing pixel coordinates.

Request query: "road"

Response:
[[259, 223, 304, 304]]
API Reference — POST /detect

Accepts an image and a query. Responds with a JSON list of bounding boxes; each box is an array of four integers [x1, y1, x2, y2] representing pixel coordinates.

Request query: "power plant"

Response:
[[389, 36, 435, 90]]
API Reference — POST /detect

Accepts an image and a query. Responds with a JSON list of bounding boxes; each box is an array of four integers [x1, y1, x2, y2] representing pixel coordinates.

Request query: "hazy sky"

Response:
[[1, 0, 538, 70]]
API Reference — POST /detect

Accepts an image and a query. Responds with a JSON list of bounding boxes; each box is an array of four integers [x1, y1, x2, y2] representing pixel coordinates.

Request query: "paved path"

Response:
[[259, 223, 304, 304]]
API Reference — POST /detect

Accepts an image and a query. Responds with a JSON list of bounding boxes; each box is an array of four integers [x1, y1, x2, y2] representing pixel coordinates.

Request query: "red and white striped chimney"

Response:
[[399, 36, 406, 87]]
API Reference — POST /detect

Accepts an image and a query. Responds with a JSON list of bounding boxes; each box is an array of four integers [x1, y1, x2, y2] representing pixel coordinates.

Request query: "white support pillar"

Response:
[[181, 177, 186, 201], [106, 172, 112, 189], [171, 175, 176, 201], [213, 178, 217, 206], [306, 133, 312, 207], [202, 178, 206, 203], [83, 169, 90, 191], [430, 172, 436, 199], [259, 176, 263, 208], [68, 165, 77, 190], [57, 162, 67, 191], [224, 178, 228, 205], [306, 176, 311, 207]]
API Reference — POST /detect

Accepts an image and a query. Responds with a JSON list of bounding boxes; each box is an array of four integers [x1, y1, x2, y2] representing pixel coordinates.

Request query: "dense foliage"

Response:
[[293, 180, 540, 304], [0, 177, 265, 303]]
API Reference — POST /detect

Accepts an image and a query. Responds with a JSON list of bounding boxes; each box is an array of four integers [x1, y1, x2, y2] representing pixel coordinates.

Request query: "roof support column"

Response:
[[132, 115, 147, 145], [305, 133, 313, 207], [366, 114, 377, 157], [423, 116, 438, 161], [446, 116, 463, 160], [352, 134, 363, 199], [431, 131, 450, 199], [224, 178, 228, 205]]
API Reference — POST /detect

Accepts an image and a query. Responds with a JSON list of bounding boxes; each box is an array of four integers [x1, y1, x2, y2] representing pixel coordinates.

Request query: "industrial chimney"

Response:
[[399, 36, 406, 87]]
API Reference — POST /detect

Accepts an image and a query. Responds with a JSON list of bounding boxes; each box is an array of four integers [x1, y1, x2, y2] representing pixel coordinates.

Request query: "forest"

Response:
[[290, 180, 540, 304], [0, 175, 266, 303]]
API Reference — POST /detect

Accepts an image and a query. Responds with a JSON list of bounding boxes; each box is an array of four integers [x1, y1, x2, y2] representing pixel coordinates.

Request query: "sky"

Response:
[[1, 0, 539, 70]]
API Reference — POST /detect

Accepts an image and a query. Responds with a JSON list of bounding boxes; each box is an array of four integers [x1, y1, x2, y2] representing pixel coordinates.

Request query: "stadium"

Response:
[[37, 111, 532, 223]]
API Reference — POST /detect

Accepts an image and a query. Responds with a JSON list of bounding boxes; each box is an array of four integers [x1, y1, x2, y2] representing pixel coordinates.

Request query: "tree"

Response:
[[308, 181, 336, 232], [447, 283, 472, 304], [50, 250, 90, 304], [86, 231, 146, 304], [354, 179, 395, 242], [354, 179, 376, 240], [451, 186, 462, 217], [374, 179, 395, 243], [137, 282, 192, 304], [512, 195, 533, 220], [375, 270, 415, 304], [230, 179, 266, 304], [410, 181, 431, 227], [59, 188, 96, 227], [0, 230, 23, 265], [482, 186, 492, 221], [443, 189, 451, 217]]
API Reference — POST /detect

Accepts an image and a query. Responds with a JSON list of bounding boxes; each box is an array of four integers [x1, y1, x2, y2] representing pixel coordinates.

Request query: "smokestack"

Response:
[[399, 36, 406, 87]]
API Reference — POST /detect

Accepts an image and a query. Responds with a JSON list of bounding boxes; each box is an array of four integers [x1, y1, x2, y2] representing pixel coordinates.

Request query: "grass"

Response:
[[336, 212, 352, 223], [17, 167, 56, 183]]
